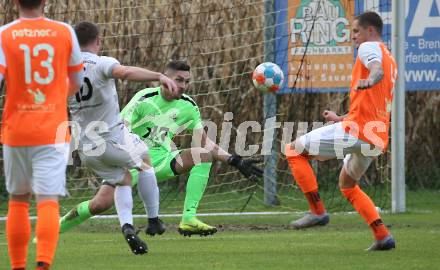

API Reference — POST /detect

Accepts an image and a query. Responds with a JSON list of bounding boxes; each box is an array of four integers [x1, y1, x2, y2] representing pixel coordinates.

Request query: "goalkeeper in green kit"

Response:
[[59, 60, 263, 236]]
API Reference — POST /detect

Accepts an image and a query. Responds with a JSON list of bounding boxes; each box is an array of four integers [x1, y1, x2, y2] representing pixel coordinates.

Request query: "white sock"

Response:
[[114, 185, 133, 227], [137, 168, 160, 218]]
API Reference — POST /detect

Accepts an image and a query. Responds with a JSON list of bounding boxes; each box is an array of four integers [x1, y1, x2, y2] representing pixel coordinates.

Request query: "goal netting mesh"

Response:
[[0, 0, 395, 218]]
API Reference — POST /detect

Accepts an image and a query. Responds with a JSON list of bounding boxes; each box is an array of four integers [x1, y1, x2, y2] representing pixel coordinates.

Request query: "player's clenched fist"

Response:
[[356, 78, 373, 90], [322, 110, 343, 122]]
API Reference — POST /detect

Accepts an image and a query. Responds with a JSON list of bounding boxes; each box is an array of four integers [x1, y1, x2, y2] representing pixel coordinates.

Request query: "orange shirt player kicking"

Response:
[[285, 11, 397, 251]]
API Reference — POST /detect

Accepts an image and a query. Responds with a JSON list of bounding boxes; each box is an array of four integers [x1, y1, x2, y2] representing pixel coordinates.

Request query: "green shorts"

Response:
[[131, 148, 181, 186]]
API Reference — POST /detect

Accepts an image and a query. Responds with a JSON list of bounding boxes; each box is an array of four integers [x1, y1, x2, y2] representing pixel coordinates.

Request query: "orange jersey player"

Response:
[[0, 1, 84, 269], [285, 11, 397, 251]]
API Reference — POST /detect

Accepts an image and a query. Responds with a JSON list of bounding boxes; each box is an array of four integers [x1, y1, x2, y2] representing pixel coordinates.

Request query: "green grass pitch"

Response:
[[1, 209, 440, 270]]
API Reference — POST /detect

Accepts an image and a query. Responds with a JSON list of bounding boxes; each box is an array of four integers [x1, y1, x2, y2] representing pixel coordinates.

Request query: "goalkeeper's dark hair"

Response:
[[355, 11, 383, 35], [18, 0, 44, 9], [74, 21, 100, 47], [165, 60, 190, 72]]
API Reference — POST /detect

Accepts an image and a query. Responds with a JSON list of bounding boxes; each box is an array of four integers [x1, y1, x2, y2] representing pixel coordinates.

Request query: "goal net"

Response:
[[0, 0, 396, 218]]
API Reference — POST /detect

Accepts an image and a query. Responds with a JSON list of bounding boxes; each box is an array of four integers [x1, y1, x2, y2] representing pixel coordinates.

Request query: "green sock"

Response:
[[130, 169, 139, 187], [60, 200, 92, 233], [182, 162, 212, 222]]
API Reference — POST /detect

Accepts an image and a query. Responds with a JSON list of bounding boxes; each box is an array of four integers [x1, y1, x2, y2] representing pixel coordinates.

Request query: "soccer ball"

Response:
[[252, 62, 284, 92]]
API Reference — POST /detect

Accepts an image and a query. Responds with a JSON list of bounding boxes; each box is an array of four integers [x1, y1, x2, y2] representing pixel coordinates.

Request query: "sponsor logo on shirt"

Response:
[[12, 29, 57, 40]]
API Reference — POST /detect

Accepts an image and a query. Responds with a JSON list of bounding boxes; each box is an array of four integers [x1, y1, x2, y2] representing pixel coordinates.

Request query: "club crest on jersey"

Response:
[[28, 88, 46, 104], [169, 112, 178, 121]]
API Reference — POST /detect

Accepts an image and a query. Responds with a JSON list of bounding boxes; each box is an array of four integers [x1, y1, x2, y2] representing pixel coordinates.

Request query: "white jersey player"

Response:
[[65, 21, 178, 255], [69, 52, 124, 151]]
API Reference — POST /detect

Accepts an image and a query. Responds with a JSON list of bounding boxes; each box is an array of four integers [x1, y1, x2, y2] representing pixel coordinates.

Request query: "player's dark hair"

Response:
[[355, 11, 383, 35], [18, 0, 44, 9], [74, 21, 100, 47], [165, 60, 190, 72]]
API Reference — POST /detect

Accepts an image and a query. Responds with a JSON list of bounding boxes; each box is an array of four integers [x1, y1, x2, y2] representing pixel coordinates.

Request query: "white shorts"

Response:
[[79, 127, 149, 185], [298, 122, 381, 180], [3, 143, 69, 195]]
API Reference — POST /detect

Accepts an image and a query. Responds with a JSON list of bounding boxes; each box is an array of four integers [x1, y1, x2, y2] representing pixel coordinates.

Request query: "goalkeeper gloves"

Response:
[[227, 154, 263, 181]]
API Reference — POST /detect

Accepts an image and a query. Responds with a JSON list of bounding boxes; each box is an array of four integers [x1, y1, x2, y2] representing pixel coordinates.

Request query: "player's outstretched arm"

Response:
[[111, 65, 178, 94], [198, 129, 263, 181]]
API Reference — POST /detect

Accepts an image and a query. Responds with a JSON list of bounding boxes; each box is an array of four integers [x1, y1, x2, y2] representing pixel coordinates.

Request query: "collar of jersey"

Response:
[[19, 16, 45, 21]]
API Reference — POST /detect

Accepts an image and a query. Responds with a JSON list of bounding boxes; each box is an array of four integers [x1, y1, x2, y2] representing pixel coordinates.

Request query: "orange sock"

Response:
[[286, 145, 326, 214], [36, 261, 50, 270], [6, 201, 31, 269], [370, 219, 389, 240], [305, 190, 326, 215], [341, 185, 389, 240], [36, 200, 60, 266]]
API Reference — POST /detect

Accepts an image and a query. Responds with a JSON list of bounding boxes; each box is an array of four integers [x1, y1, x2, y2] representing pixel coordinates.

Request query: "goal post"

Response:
[[391, 0, 406, 213], [263, 0, 279, 206]]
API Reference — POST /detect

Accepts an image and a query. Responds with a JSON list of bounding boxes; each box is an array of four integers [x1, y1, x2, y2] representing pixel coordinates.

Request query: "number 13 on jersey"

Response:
[[19, 43, 55, 85]]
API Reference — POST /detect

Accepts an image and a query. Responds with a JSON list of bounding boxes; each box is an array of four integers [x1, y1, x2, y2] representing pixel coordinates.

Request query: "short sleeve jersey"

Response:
[[68, 52, 122, 148], [123, 87, 203, 151], [343, 42, 397, 150], [0, 17, 83, 146]]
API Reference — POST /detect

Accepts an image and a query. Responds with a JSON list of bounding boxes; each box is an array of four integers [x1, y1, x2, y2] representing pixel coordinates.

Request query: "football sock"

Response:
[[369, 219, 389, 240], [114, 185, 133, 227], [7, 201, 31, 269], [285, 145, 325, 214], [36, 200, 60, 265], [59, 200, 92, 233], [36, 261, 50, 270], [341, 185, 389, 240], [137, 168, 159, 218], [304, 190, 326, 215], [182, 162, 212, 222], [148, 217, 160, 224]]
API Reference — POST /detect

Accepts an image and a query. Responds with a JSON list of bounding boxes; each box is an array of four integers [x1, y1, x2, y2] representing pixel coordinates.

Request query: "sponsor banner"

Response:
[[275, 0, 440, 93]]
